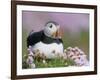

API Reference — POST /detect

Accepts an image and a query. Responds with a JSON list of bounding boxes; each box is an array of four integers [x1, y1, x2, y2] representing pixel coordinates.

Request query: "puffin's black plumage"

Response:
[[27, 30, 43, 47], [27, 30, 63, 47]]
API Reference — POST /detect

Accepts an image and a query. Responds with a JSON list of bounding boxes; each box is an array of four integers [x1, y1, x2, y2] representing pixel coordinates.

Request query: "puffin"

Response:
[[27, 21, 64, 59]]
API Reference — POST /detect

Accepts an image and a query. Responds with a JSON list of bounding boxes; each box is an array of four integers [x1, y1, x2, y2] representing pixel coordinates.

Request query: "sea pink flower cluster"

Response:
[[26, 46, 47, 68], [66, 47, 89, 66], [26, 46, 35, 68]]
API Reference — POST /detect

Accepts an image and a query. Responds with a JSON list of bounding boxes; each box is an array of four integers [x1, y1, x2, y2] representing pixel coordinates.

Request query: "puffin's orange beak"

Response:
[[52, 27, 63, 39]]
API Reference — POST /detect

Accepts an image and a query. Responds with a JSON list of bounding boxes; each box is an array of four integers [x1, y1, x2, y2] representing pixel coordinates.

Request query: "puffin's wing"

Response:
[[59, 39, 63, 43], [27, 30, 44, 47]]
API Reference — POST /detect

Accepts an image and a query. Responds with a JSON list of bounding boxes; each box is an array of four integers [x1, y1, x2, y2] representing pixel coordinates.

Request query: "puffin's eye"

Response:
[[49, 24, 52, 28]]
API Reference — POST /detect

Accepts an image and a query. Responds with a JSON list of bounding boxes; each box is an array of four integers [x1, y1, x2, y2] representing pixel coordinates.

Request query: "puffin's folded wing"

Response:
[[27, 30, 44, 47]]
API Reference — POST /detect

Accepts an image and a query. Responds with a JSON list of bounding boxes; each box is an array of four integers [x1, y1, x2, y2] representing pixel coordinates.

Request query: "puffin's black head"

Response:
[[44, 21, 63, 39]]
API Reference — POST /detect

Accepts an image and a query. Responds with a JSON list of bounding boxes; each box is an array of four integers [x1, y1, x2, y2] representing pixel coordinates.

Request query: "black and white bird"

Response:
[[27, 21, 64, 59]]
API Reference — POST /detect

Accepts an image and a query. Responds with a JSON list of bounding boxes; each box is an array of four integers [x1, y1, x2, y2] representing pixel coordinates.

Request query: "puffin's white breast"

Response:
[[32, 42, 64, 59]]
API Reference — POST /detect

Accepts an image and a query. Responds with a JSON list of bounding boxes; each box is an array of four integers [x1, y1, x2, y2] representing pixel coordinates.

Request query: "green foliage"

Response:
[[22, 56, 75, 69]]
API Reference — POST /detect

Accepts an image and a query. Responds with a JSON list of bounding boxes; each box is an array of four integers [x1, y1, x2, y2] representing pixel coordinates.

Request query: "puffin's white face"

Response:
[[44, 22, 62, 39]]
